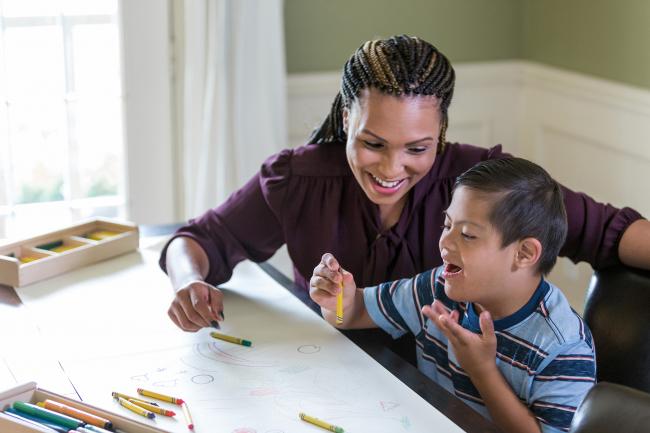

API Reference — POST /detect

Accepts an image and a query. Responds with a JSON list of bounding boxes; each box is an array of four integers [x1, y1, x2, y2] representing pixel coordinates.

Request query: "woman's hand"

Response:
[[168, 279, 224, 332]]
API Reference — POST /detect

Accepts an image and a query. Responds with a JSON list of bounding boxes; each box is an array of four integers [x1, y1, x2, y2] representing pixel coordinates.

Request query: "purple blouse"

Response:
[[159, 142, 644, 291]]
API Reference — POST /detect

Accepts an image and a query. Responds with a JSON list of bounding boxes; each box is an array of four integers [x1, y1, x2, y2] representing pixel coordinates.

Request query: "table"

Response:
[[0, 231, 499, 433]]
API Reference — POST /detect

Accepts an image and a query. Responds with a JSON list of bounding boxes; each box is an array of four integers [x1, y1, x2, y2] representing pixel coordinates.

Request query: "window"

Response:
[[0, 0, 125, 239]]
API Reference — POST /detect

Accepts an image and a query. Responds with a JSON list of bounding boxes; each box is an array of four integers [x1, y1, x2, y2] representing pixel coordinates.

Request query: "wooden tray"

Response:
[[0, 382, 168, 432], [0, 218, 139, 287]]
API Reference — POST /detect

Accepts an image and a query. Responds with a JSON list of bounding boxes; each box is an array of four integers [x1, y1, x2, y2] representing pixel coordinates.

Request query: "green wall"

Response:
[[522, 0, 650, 90], [284, 0, 522, 73], [285, 0, 650, 90]]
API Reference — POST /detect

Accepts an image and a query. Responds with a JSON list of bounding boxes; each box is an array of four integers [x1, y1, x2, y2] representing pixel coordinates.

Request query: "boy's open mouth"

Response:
[[443, 262, 463, 277]]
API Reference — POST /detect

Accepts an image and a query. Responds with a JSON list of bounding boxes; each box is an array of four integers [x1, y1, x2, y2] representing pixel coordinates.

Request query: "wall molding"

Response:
[[285, 61, 650, 311]]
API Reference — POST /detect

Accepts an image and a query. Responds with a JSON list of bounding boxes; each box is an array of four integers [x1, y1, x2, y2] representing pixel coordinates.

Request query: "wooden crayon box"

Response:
[[0, 218, 139, 287], [0, 382, 167, 433]]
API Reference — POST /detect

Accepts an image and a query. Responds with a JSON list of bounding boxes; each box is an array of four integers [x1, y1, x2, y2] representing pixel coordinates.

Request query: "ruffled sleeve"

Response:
[[560, 185, 644, 268], [159, 149, 293, 285]]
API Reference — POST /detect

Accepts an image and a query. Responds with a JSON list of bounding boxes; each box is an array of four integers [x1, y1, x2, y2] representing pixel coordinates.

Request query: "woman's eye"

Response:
[[363, 140, 383, 149], [461, 233, 476, 240], [407, 146, 428, 154]]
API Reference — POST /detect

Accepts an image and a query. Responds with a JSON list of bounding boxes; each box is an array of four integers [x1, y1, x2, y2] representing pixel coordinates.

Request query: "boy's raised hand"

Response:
[[422, 300, 497, 378], [309, 253, 357, 314]]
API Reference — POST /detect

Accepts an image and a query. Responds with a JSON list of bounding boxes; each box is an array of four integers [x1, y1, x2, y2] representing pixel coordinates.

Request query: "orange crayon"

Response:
[[38, 400, 112, 430]]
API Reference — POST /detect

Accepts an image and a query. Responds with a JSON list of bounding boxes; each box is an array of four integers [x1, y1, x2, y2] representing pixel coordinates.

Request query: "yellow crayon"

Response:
[[117, 397, 155, 419], [336, 278, 343, 325], [127, 399, 175, 417], [137, 388, 184, 405], [85, 230, 119, 241], [209, 331, 252, 347], [111, 391, 159, 406], [299, 412, 344, 433]]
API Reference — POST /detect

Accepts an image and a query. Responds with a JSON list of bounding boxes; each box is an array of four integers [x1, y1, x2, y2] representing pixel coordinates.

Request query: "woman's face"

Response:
[[344, 88, 441, 213]]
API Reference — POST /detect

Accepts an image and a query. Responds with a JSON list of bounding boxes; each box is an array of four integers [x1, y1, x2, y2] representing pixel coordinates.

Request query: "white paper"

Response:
[[15, 246, 465, 433]]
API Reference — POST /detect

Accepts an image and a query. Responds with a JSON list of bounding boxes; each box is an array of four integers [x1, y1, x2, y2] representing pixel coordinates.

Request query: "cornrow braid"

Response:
[[309, 35, 455, 152]]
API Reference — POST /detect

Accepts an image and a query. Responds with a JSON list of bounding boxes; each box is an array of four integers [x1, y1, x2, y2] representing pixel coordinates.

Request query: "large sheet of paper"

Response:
[[15, 243, 465, 433]]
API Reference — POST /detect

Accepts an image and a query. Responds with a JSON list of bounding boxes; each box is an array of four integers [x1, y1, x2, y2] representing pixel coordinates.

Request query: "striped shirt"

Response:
[[364, 266, 596, 433]]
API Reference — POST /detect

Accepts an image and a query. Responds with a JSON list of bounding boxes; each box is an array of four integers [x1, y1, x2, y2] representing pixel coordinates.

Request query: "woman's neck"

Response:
[[378, 198, 407, 231]]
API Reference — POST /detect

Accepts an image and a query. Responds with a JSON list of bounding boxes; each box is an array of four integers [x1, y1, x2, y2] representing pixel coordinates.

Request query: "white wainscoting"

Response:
[[276, 61, 650, 312]]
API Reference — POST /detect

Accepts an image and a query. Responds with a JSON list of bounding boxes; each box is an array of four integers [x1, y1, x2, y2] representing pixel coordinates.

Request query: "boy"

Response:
[[310, 158, 596, 433]]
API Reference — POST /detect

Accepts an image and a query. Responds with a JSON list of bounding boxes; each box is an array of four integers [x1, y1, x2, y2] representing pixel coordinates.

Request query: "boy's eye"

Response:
[[441, 224, 450, 231]]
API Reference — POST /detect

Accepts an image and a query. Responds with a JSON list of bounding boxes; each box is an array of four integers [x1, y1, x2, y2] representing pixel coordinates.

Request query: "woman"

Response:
[[160, 35, 649, 332]]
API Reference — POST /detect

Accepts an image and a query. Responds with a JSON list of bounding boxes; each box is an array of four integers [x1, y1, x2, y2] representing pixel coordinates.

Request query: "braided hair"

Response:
[[309, 35, 455, 152]]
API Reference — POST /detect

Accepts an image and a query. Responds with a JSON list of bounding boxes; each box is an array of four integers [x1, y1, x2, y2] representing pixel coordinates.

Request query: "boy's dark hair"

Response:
[[454, 157, 567, 275], [309, 35, 455, 153]]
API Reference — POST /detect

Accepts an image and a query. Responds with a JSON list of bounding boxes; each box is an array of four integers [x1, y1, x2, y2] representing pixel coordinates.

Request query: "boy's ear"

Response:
[[515, 238, 543, 270]]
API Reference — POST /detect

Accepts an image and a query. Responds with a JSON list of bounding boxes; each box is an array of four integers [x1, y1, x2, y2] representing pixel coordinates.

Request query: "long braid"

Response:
[[309, 35, 455, 152]]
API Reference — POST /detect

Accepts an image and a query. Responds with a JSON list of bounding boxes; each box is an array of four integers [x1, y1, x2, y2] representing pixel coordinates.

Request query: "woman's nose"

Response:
[[380, 152, 403, 178]]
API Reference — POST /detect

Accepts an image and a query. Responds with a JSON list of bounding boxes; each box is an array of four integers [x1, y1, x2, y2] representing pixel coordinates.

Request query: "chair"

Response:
[[583, 265, 650, 393], [569, 382, 650, 433]]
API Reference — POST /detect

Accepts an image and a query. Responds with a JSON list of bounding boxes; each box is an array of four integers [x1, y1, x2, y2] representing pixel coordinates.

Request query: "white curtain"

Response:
[[174, 0, 287, 218]]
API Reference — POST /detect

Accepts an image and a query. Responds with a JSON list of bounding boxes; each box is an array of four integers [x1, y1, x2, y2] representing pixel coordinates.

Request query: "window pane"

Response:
[[4, 26, 65, 100], [71, 97, 124, 199], [8, 100, 67, 204], [73, 23, 121, 96], [1, 0, 59, 17], [60, 0, 117, 16]]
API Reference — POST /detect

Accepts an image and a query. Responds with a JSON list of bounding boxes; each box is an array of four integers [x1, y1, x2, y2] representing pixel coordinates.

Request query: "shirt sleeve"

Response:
[[363, 269, 436, 339], [560, 184, 644, 269], [158, 150, 292, 286], [528, 340, 596, 432]]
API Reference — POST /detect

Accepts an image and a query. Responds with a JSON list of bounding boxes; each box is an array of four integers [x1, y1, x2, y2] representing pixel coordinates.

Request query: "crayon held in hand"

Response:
[[336, 278, 344, 325], [209, 331, 252, 347]]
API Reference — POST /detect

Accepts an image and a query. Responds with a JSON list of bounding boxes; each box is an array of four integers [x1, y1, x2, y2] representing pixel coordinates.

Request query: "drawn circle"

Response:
[[191, 374, 214, 384], [297, 345, 321, 354]]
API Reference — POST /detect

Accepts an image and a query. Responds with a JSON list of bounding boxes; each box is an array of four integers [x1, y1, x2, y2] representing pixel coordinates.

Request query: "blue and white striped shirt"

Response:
[[364, 266, 596, 433]]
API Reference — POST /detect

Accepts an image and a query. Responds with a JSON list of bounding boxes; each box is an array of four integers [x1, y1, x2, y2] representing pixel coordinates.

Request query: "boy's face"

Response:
[[439, 186, 519, 307]]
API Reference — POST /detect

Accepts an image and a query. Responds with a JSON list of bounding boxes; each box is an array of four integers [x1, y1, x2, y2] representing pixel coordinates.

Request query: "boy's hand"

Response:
[[309, 253, 357, 314], [422, 300, 497, 378]]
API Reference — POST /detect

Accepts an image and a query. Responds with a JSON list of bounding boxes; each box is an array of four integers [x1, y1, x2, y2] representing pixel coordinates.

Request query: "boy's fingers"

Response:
[[321, 253, 340, 272], [479, 311, 495, 338], [431, 300, 449, 316]]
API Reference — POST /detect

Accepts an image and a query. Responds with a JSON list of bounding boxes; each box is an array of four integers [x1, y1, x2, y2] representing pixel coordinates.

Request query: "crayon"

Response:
[[80, 425, 114, 433], [111, 392, 159, 406], [180, 402, 194, 430], [36, 240, 64, 251], [117, 397, 155, 419], [20, 256, 40, 263], [12, 401, 83, 430], [83, 230, 119, 241], [127, 399, 175, 417], [299, 412, 344, 433], [38, 400, 113, 430], [336, 279, 344, 325], [136, 388, 184, 405], [2, 409, 62, 433], [50, 244, 79, 253], [209, 331, 252, 347]]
